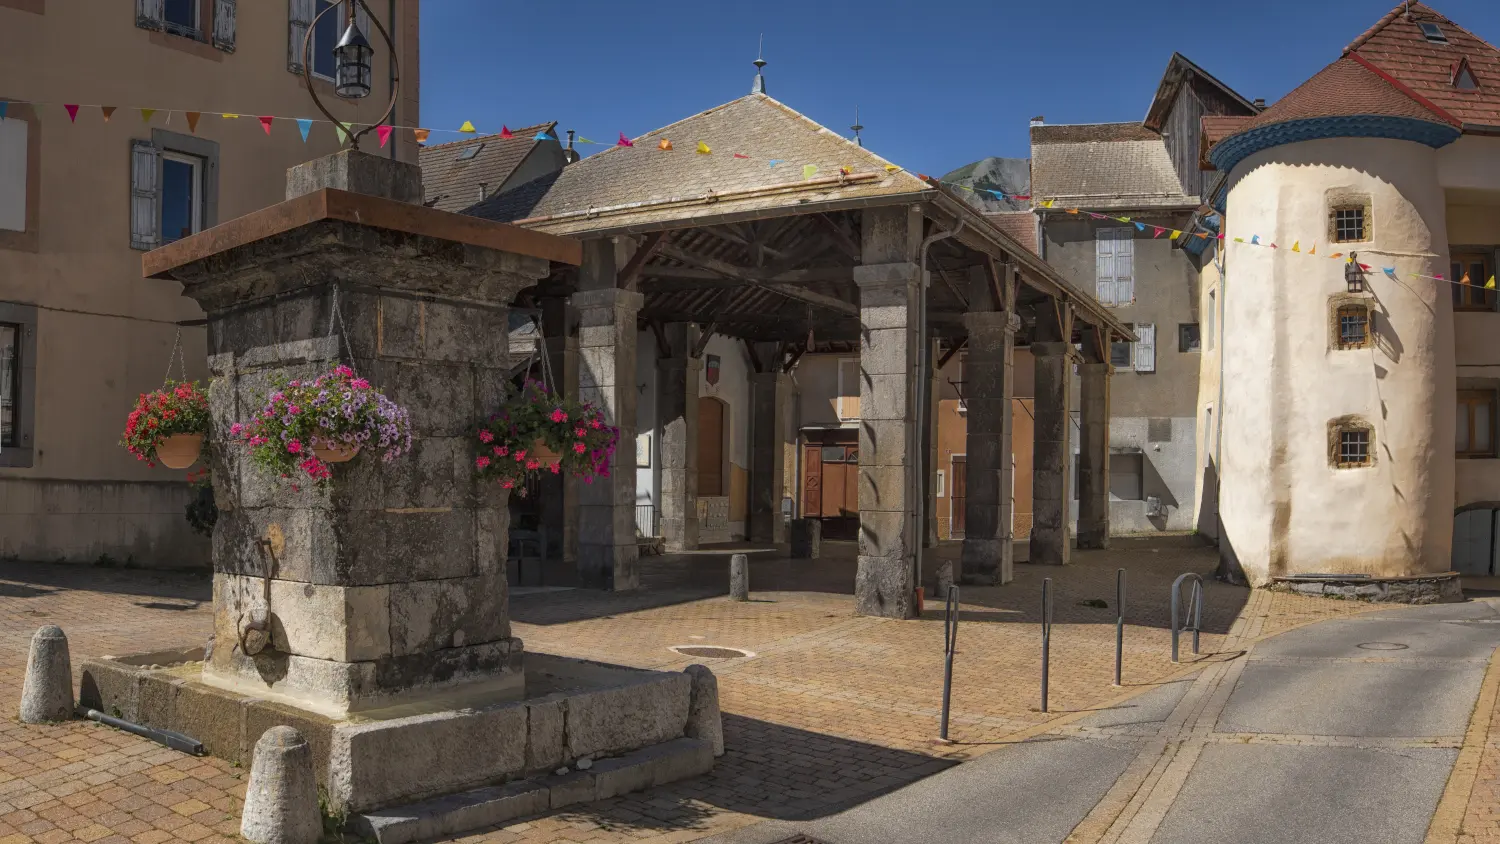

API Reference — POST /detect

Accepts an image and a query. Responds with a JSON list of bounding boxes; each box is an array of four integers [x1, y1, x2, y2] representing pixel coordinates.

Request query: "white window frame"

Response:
[[836, 357, 860, 421], [1095, 226, 1135, 307], [159, 151, 203, 243]]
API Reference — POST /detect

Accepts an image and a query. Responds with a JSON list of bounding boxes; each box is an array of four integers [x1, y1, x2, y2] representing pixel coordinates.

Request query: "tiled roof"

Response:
[[1347, 1, 1500, 127], [1202, 116, 1253, 145], [1230, 56, 1453, 135], [984, 212, 1038, 254], [468, 94, 927, 236], [1030, 123, 1197, 211], [419, 122, 555, 214], [1144, 53, 1259, 131]]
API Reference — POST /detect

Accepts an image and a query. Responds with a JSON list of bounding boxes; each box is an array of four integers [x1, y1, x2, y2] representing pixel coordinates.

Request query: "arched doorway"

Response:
[[1453, 505, 1500, 576]]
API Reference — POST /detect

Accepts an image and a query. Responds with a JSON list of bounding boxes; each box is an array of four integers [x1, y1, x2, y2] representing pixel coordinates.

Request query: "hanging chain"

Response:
[[535, 316, 557, 394], [162, 327, 187, 384], [325, 284, 359, 367]]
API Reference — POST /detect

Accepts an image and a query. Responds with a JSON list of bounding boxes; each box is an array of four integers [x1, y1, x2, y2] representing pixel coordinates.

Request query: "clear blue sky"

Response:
[[420, 0, 1499, 177]]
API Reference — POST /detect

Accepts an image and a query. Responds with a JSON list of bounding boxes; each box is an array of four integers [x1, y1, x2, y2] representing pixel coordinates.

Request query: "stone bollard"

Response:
[[729, 554, 749, 601], [790, 518, 821, 559], [20, 625, 73, 723], [241, 726, 322, 844], [684, 664, 725, 757]]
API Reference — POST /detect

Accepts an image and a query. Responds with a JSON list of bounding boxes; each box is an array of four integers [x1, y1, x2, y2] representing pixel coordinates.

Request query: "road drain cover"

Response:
[[671, 645, 752, 659], [1357, 642, 1409, 650]]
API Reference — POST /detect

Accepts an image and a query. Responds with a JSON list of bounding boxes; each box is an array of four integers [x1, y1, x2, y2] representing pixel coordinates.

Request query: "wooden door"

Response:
[[697, 397, 724, 496], [802, 443, 823, 517], [840, 444, 859, 514], [951, 457, 967, 538]]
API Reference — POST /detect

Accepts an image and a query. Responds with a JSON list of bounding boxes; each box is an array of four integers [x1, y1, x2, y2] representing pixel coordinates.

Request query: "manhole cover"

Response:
[[670, 645, 752, 659], [1357, 642, 1409, 650]]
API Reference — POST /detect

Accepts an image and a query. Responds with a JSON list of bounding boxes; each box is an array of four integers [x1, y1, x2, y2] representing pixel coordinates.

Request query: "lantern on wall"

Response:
[[1345, 252, 1366, 293], [302, 0, 399, 150]]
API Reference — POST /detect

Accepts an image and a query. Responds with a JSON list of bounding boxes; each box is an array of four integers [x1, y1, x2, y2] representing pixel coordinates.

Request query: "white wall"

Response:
[[635, 329, 658, 508]]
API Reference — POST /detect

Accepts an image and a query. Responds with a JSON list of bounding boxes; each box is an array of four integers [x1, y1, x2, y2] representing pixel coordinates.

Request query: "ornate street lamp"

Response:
[[303, 0, 399, 151], [1346, 252, 1366, 293]]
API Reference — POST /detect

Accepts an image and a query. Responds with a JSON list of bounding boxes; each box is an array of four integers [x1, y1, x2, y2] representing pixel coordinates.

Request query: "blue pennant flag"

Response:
[[769, 159, 784, 167], [987, 189, 1007, 198], [1383, 267, 1398, 279], [296, 119, 313, 143], [1251, 235, 1261, 245], [1135, 222, 1146, 232], [534, 131, 555, 141], [0, 101, 7, 121]]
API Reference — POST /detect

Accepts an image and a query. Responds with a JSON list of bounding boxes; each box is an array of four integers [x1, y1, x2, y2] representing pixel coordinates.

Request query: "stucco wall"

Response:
[[1219, 137, 1454, 584], [0, 2, 419, 567], [1193, 248, 1224, 540]]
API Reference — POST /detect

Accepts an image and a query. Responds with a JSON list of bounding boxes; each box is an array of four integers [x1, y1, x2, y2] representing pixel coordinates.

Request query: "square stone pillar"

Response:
[[142, 150, 576, 715], [657, 323, 701, 552], [539, 297, 579, 566], [852, 205, 923, 619], [1077, 358, 1112, 550], [961, 311, 1019, 584], [749, 356, 791, 546], [1030, 341, 1076, 566], [574, 239, 644, 590]]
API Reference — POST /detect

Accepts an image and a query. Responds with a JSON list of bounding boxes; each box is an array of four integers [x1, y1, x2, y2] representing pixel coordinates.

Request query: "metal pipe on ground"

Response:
[[1170, 572, 1205, 663], [77, 707, 204, 755]]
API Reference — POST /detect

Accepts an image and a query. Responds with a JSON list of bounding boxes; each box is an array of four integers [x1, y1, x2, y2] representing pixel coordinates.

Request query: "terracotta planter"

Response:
[[313, 441, 361, 464], [530, 439, 561, 464], [155, 434, 203, 470]]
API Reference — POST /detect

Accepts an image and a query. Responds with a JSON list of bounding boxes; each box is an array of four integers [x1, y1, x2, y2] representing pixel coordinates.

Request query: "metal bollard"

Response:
[[938, 585, 959, 741], [1170, 572, 1205, 663], [1114, 568, 1125, 687], [1041, 577, 1053, 713]]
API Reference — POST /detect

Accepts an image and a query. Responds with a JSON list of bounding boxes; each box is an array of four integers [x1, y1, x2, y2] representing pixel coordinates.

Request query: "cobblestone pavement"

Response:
[[0, 544, 1431, 844]]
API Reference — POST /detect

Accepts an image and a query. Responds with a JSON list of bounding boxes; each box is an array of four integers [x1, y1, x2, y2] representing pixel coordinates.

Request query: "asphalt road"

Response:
[[705, 597, 1500, 844]]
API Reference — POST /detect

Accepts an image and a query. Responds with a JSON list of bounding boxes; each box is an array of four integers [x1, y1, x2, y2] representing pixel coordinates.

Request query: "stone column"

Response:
[[1077, 344, 1112, 549], [658, 323, 701, 552], [575, 239, 644, 590], [538, 297, 579, 566], [852, 206, 922, 619], [1030, 341, 1076, 566], [748, 349, 790, 546], [961, 311, 1018, 584], [921, 338, 941, 548]]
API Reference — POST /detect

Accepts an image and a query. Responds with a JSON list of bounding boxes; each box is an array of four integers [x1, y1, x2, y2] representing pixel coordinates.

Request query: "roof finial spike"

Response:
[[851, 106, 864, 147], [752, 34, 767, 95]]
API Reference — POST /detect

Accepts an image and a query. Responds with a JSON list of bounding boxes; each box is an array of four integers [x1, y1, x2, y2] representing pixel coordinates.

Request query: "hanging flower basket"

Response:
[[119, 380, 211, 469], [474, 379, 619, 496], [231, 365, 411, 485]]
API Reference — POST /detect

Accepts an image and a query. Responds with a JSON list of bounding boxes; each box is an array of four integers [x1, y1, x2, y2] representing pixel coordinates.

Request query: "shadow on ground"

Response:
[[0, 561, 211, 603]]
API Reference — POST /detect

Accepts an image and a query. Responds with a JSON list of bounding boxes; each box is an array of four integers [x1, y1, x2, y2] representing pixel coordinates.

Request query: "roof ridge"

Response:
[[752, 94, 925, 188], [1345, 1, 1409, 54], [421, 121, 556, 152]]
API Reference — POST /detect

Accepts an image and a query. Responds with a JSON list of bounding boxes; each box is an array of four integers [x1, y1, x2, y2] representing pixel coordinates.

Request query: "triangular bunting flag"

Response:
[[696, 141, 711, 154], [64, 104, 79, 123], [1486, 276, 1496, 290], [1039, 200, 1054, 208], [1309, 243, 1317, 255], [1436, 273, 1445, 280], [1330, 253, 1343, 260], [1154, 227, 1167, 238], [534, 130, 554, 140], [1291, 241, 1301, 252], [885, 164, 901, 173], [1014, 194, 1032, 200], [1169, 230, 1182, 239], [101, 106, 115, 122], [1250, 235, 1260, 245], [1196, 233, 1209, 239], [258, 116, 273, 135], [1462, 272, 1472, 284], [140, 108, 156, 123], [297, 119, 312, 142], [1233, 237, 1244, 243], [658, 138, 673, 150], [841, 166, 855, 177], [1067, 208, 1079, 214], [377, 125, 393, 148], [0, 102, 8, 121], [334, 124, 349, 145], [803, 164, 818, 180], [459, 121, 477, 133], [1120, 217, 1132, 223], [1088, 212, 1105, 219], [617, 132, 633, 147], [186, 112, 201, 134], [1134, 222, 1146, 232], [413, 128, 430, 143], [577, 137, 596, 145], [499, 125, 513, 138], [733, 153, 749, 159], [1270, 243, 1279, 249], [1358, 263, 1372, 271], [1383, 267, 1398, 278], [770, 159, 784, 167], [221, 113, 238, 119]]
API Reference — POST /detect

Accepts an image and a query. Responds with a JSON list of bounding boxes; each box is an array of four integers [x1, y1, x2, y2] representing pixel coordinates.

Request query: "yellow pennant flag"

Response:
[[1039, 199, 1055, 208], [1169, 230, 1182, 239], [1291, 241, 1301, 252], [221, 113, 239, 119], [458, 120, 477, 133], [696, 141, 711, 154], [884, 164, 901, 173], [803, 164, 818, 180], [1486, 275, 1496, 290], [658, 138, 673, 151], [140, 108, 156, 123]]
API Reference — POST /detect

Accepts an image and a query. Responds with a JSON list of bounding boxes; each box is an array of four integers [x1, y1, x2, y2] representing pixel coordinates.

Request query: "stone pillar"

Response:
[[658, 323, 701, 552], [538, 297, 579, 566], [749, 347, 790, 546], [852, 206, 922, 619], [1077, 351, 1112, 550], [575, 239, 644, 591], [921, 338, 941, 548], [1030, 341, 1076, 566], [961, 311, 1018, 584]]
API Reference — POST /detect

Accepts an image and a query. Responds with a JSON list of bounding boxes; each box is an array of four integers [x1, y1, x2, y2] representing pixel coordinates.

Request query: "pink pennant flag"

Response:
[[64, 104, 79, 123], [617, 132, 633, 147], [376, 124, 393, 148], [259, 116, 274, 135], [500, 125, 513, 139], [1153, 227, 1166, 238], [733, 153, 749, 159]]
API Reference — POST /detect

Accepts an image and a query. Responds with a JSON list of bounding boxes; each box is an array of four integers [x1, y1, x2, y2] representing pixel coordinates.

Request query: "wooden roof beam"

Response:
[[656, 241, 857, 317]]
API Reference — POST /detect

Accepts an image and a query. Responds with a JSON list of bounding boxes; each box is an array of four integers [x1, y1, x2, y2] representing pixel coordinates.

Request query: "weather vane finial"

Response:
[[752, 34, 768, 95]]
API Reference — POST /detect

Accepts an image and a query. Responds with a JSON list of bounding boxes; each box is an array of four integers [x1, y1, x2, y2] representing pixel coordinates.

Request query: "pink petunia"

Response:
[[590, 419, 602, 429], [550, 462, 561, 474], [573, 442, 587, 454], [476, 456, 491, 468], [526, 459, 540, 470], [501, 479, 514, 489], [575, 427, 586, 437], [478, 430, 494, 443], [286, 439, 302, 454], [351, 378, 370, 390], [497, 446, 509, 457], [515, 449, 527, 461], [550, 408, 568, 423]]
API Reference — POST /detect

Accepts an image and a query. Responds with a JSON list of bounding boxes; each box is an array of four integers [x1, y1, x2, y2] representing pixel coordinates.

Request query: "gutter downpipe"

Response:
[[1214, 224, 1227, 552], [388, 0, 398, 160], [915, 215, 963, 607]]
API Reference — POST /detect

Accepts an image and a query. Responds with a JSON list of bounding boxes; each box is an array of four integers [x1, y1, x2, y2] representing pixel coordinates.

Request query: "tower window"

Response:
[[1337, 428, 1370, 467], [1333, 206, 1367, 242], [1455, 60, 1479, 91], [1420, 22, 1448, 43], [1337, 304, 1370, 349]]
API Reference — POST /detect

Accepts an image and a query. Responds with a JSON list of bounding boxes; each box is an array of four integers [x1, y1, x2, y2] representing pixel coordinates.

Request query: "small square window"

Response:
[[1111, 323, 1133, 368], [162, 0, 197, 36], [1419, 22, 1448, 43], [1333, 206, 1366, 243], [1337, 305, 1370, 349], [457, 143, 485, 161], [1452, 252, 1496, 311], [1179, 323, 1201, 353], [1337, 428, 1371, 468]]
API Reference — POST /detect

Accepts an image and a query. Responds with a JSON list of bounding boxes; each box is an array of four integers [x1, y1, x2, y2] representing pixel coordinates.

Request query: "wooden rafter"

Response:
[[619, 231, 667, 291], [656, 241, 857, 317], [937, 337, 968, 370], [811, 213, 862, 261]]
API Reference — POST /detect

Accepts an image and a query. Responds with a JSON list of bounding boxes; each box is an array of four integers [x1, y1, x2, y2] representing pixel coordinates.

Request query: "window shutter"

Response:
[[288, 0, 316, 74], [136, 0, 164, 30], [1115, 229, 1135, 305], [212, 0, 237, 52], [1135, 323, 1156, 372], [130, 140, 160, 251], [1095, 229, 1116, 306]]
